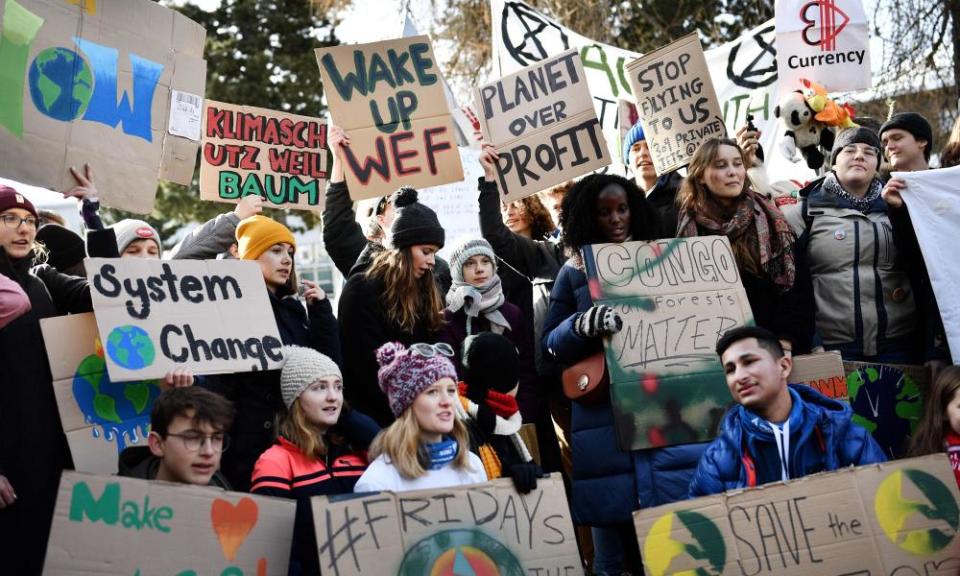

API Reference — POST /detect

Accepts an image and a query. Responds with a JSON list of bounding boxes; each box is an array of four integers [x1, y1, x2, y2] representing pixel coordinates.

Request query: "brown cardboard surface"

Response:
[[41, 312, 161, 473], [312, 474, 582, 575], [85, 258, 283, 381], [475, 49, 610, 199], [0, 0, 205, 213], [199, 100, 328, 211], [43, 471, 295, 575], [789, 351, 848, 400], [315, 36, 464, 200], [625, 32, 725, 175], [634, 455, 960, 575], [583, 237, 753, 450]]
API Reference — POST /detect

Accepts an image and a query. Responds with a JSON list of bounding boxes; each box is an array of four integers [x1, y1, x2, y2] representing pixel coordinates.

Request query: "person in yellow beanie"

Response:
[[199, 214, 343, 491]]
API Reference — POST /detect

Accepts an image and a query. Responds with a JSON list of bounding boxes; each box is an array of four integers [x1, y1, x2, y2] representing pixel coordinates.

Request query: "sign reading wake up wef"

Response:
[[634, 454, 960, 576], [0, 0, 206, 213]]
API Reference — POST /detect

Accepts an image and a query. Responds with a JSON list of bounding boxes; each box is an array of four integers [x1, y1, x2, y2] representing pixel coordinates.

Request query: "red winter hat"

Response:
[[0, 185, 38, 219]]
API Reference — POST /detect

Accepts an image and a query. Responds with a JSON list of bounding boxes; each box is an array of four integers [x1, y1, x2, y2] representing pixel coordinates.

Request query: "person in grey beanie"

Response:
[[337, 186, 450, 427], [251, 345, 378, 576]]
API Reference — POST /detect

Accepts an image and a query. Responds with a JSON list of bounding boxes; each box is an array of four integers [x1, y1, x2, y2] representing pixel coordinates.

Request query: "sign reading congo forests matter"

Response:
[[0, 0, 206, 213], [315, 36, 464, 200], [85, 258, 284, 382], [635, 455, 960, 576]]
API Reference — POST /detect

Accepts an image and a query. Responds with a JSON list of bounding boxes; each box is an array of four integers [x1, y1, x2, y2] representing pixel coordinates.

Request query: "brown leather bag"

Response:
[[562, 351, 609, 404]]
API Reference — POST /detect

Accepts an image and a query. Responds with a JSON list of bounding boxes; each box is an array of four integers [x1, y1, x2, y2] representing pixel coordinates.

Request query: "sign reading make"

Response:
[[775, 0, 871, 92], [44, 471, 295, 575], [475, 48, 609, 200], [315, 36, 464, 200], [200, 100, 328, 211], [625, 33, 725, 175], [583, 237, 753, 451], [85, 258, 283, 382]]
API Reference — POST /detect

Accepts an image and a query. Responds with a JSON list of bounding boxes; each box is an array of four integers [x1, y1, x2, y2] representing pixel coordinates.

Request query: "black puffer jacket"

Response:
[[0, 249, 91, 576], [201, 292, 340, 492]]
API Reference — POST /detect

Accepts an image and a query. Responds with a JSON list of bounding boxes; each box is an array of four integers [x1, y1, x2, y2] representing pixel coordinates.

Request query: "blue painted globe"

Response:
[[28, 47, 94, 121], [106, 325, 156, 370]]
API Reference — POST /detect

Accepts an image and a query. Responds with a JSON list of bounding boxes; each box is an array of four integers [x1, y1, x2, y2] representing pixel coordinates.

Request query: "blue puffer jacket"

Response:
[[543, 261, 707, 526], [689, 384, 887, 497]]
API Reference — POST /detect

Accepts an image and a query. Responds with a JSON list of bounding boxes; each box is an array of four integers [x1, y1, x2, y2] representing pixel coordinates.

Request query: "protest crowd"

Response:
[[2, 0, 960, 575]]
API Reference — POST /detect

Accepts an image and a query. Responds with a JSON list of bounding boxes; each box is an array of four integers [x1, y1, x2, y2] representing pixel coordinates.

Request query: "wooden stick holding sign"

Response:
[[200, 100, 328, 211], [625, 32, 725, 175], [474, 49, 610, 200], [85, 258, 283, 382], [315, 36, 464, 200]]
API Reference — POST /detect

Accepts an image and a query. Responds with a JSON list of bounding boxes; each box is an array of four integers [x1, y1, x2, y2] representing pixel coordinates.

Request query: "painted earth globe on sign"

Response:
[[28, 47, 94, 121], [106, 325, 156, 370]]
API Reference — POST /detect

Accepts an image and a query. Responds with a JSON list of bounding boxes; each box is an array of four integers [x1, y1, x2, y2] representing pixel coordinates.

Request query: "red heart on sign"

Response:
[[211, 497, 259, 561]]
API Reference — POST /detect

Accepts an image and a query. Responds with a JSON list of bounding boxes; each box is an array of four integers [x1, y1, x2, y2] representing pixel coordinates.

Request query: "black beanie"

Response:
[[388, 187, 445, 250], [463, 332, 519, 394], [830, 126, 882, 167], [880, 112, 934, 160], [36, 224, 86, 271]]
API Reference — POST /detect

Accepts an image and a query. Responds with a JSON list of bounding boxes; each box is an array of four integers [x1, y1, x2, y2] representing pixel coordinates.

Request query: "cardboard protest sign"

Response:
[[582, 237, 753, 450], [634, 454, 960, 575], [788, 351, 847, 400], [44, 471, 295, 575], [475, 49, 610, 199], [311, 474, 581, 575], [845, 361, 929, 459], [625, 33, 725, 175], [0, 0, 206, 213], [315, 36, 463, 200], [85, 258, 283, 382], [199, 100, 328, 211], [897, 166, 960, 365], [492, 1, 815, 183], [40, 313, 161, 474], [775, 0, 871, 92]]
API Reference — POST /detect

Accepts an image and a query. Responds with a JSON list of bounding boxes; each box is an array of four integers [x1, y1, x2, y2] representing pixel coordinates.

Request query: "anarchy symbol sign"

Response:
[[501, 1, 570, 66], [726, 24, 778, 89]]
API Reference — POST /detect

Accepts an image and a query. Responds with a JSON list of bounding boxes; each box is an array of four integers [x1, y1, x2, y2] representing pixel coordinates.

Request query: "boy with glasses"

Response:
[[119, 387, 235, 488]]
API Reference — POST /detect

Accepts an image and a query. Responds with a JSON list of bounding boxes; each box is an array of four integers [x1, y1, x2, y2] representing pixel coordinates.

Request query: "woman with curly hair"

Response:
[[677, 138, 814, 354], [542, 173, 700, 573], [338, 187, 447, 427]]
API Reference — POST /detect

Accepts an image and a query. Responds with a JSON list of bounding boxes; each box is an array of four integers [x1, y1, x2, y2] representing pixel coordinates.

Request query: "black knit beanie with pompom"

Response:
[[388, 187, 445, 250]]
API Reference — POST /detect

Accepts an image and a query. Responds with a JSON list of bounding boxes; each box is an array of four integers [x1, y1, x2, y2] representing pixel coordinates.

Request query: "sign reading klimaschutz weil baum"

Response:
[[200, 100, 328, 211], [85, 258, 283, 382], [625, 33, 725, 175], [474, 49, 610, 200], [634, 455, 960, 575], [775, 0, 871, 92], [311, 475, 582, 575], [583, 237, 753, 451], [315, 36, 464, 200], [43, 472, 295, 575]]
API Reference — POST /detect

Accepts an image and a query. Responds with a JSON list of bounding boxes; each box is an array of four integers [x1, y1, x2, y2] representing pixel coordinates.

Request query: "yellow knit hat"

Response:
[[236, 215, 296, 260]]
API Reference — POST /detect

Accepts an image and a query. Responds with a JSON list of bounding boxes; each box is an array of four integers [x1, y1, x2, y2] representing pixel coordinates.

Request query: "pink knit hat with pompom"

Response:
[[376, 342, 458, 417]]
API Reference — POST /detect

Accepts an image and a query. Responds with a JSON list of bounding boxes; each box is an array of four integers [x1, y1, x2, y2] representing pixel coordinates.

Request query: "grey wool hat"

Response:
[[112, 219, 161, 254], [447, 237, 497, 283], [280, 345, 342, 409]]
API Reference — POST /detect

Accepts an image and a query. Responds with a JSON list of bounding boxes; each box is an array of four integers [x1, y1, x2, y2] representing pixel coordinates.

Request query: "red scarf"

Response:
[[945, 432, 960, 489], [458, 382, 519, 418]]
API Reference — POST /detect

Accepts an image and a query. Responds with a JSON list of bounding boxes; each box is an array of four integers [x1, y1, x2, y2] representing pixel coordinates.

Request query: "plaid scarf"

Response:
[[677, 188, 796, 292]]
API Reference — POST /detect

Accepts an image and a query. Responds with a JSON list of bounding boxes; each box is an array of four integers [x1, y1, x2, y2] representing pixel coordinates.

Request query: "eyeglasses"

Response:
[[165, 432, 230, 452], [838, 145, 879, 159], [1, 214, 38, 229], [409, 342, 454, 358]]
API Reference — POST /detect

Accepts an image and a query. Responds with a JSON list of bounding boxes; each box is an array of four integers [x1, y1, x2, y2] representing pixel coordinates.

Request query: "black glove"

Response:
[[508, 462, 542, 494], [573, 304, 622, 338]]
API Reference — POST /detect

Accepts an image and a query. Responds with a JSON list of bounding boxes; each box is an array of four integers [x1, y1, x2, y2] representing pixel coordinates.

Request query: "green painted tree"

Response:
[[105, 0, 349, 242]]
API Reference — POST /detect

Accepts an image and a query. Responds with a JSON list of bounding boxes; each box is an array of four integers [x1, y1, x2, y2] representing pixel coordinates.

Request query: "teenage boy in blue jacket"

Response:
[[689, 326, 886, 497]]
